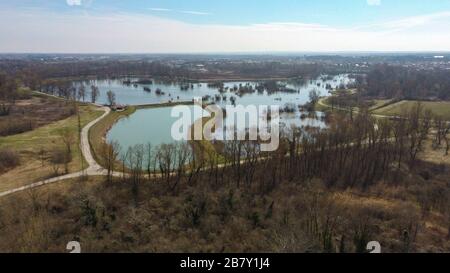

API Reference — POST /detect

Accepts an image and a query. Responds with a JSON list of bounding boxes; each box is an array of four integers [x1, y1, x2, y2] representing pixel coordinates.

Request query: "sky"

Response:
[[1, 0, 450, 53]]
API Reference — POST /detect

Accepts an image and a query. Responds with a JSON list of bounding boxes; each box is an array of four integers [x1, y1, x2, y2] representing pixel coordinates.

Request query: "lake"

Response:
[[75, 74, 352, 107], [105, 74, 351, 159]]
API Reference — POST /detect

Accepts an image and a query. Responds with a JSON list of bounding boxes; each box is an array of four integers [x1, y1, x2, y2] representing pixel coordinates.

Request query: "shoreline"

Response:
[[89, 100, 195, 170], [43, 74, 317, 83]]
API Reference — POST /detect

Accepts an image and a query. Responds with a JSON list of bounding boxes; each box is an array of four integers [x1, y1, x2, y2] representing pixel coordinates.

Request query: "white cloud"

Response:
[[149, 8, 172, 12], [148, 8, 211, 16], [356, 11, 450, 33], [66, 0, 93, 7], [66, 0, 82, 6], [180, 10, 211, 16], [1, 9, 450, 53], [378, 11, 450, 29], [367, 0, 381, 6]]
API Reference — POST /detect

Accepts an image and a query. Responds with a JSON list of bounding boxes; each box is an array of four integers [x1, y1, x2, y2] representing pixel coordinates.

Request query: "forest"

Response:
[[361, 64, 450, 100]]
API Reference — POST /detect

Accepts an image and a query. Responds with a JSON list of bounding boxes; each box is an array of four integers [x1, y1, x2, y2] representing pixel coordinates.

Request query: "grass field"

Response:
[[368, 99, 394, 111], [373, 100, 450, 120], [0, 102, 103, 192]]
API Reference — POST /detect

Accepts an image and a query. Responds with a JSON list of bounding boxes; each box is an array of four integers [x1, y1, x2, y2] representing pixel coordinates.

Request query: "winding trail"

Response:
[[0, 105, 114, 198], [1, 96, 446, 198], [0, 99, 198, 198], [317, 97, 390, 119]]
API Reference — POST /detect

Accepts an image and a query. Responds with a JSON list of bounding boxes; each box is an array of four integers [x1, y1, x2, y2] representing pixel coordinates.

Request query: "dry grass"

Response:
[[419, 139, 450, 165], [0, 161, 448, 253], [368, 99, 394, 111], [0, 102, 103, 192], [0, 93, 76, 136], [373, 100, 450, 120]]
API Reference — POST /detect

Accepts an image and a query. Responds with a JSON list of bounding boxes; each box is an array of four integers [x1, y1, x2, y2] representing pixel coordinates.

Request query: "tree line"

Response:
[[360, 64, 450, 100], [102, 102, 447, 202]]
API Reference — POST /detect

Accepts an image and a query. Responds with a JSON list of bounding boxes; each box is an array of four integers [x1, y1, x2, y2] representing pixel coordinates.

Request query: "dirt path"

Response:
[[317, 97, 395, 119], [1, 96, 444, 198], [0, 105, 115, 198]]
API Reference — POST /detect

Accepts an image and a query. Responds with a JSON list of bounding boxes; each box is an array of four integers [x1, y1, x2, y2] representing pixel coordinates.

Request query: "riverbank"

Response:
[[89, 100, 195, 170]]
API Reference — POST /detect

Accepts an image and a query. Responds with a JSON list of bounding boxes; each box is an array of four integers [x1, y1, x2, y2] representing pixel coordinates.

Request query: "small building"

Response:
[[112, 104, 127, 112]]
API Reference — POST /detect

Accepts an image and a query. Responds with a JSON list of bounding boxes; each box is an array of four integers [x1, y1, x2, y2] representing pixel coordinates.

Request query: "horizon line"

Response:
[[1, 50, 450, 56]]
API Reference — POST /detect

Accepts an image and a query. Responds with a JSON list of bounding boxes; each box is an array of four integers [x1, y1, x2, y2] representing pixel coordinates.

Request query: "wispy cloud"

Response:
[[148, 7, 211, 16], [180, 10, 211, 16], [378, 11, 450, 29], [66, 0, 93, 8], [149, 8, 172, 12], [66, 0, 82, 6], [1, 9, 450, 53], [356, 11, 450, 33]]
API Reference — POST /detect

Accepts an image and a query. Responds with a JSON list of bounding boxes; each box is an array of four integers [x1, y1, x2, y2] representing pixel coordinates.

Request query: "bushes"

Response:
[[0, 149, 20, 172], [0, 119, 34, 136], [50, 148, 71, 165], [50, 147, 72, 175], [184, 191, 208, 227], [0, 104, 10, 116]]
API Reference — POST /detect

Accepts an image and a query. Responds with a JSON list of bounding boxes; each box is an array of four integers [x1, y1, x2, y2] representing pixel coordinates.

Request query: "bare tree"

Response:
[[106, 90, 116, 107], [90, 85, 100, 104], [443, 123, 450, 156], [156, 144, 177, 187], [38, 147, 47, 167], [0, 74, 17, 116], [102, 141, 121, 184], [172, 142, 191, 192], [78, 85, 86, 102], [59, 128, 75, 173], [407, 103, 432, 165], [126, 145, 144, 206]]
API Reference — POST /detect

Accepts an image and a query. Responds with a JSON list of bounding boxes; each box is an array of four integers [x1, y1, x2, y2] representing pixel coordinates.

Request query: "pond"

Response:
[[105, 74, 352, 161], [107, 105, 205, 154], [107, 105, 328, 152]]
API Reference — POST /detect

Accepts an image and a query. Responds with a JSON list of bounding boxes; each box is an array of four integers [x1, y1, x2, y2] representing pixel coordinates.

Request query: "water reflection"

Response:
[[74, 74, 352, 107]]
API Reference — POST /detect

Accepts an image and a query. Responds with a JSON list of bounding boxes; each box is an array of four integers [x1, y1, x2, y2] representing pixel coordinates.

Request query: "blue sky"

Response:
[[4, 0, 450, 26], [1, 0, 450, 52]]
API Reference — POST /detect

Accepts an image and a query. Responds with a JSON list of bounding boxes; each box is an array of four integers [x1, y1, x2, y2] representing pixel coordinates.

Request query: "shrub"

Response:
[[0, 119, 34, 136], [0, 149, 20, 172], [0, 104, 10, 116], [50, 148, 71, 164]]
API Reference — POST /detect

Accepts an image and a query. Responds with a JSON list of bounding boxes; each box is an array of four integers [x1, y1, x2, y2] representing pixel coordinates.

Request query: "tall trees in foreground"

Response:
[[101, 141, 121, 184], [111, 102, 436, 198], [433, 114, 450, 155]]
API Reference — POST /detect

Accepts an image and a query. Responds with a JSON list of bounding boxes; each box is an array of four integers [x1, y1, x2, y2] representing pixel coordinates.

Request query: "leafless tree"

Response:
[[59, 129, 75, 173], [106, 90, 116, 107], [126, 145, 144, 206], [102, 141, 121, 184], [78, 85, 86, 102], [90, 85, 100, 104]]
